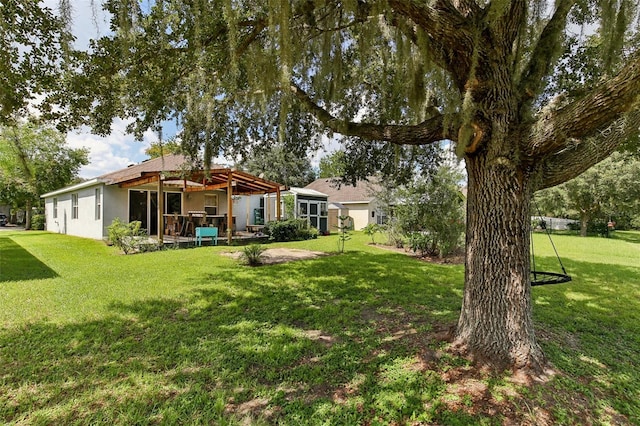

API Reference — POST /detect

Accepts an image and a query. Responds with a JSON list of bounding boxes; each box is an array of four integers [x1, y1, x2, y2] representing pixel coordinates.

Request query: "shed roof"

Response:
[[288, 187, 328, 198]]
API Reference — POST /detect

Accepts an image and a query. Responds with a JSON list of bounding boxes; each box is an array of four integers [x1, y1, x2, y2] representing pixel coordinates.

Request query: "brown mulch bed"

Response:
[[222, 248, 329, 265]]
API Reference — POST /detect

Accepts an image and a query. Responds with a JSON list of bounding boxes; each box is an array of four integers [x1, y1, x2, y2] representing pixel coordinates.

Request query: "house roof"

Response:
[[304, 178, 381, 204], [288, 187, 328, 198], [43, 154, 286, 197], [41, 178, 103, 198], [95, 154, 284, 194], [99, 154, 214, 185]]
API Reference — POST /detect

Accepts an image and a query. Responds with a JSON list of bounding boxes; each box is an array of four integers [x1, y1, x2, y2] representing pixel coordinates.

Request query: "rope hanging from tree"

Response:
[[530, 202, 572, 286]]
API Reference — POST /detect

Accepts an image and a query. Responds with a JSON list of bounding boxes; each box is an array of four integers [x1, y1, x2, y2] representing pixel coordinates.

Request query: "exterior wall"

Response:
[[343, 202, 374, 230], [45, 184, 105, 239], [328, 206, 350, 232], [104, 187, 129, 235], [180, 190, 259, 231], [233, 195, 263, 230], [45, 183, 266, 239]]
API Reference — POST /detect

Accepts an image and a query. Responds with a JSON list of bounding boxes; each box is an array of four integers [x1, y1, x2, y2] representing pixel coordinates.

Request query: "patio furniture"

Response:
[[196, 227, 218, 246], [246, 224, 265, 233]]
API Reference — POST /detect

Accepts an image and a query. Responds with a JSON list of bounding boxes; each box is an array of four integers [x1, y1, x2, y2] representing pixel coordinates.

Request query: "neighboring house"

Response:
[[304, 178, 384, 230], [264, 187, 330, 234], [41, 154, 285, 243]]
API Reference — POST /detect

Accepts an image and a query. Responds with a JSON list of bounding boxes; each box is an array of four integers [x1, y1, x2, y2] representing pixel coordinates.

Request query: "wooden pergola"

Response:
[[117, 167, 285, 244]]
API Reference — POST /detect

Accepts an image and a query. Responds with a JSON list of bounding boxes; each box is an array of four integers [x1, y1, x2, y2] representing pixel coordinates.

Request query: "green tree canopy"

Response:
[[0, 0, 70, 123], [536, 152, 640, 234], [318, 151, 347, 178], [145, 137, 183, 159], [239, 143, 317, 187], [0, 120, 89, 228], [58, 1, 640, 373]]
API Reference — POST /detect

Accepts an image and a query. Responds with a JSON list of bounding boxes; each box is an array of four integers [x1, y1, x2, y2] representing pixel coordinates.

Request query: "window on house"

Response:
[[298, 201, 308, 216], [320, 202, 328, 217], [204, 194, 218, 215], [376, 211, 388, 225], [72, 194, 78, 219], [95, 188, 101, 220], [53, 198, 58, 219], [165, 192, 182, 214]]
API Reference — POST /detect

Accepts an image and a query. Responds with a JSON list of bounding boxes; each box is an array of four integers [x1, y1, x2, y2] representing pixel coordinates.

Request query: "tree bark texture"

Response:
[[455, 151, 543, 370]]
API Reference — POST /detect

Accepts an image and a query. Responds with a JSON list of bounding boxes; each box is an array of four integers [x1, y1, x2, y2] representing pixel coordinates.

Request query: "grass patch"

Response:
[[0, 230, 639, 424]]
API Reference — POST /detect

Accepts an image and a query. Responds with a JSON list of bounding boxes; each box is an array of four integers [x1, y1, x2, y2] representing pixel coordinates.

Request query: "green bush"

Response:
[[240, 244, 266, 266], [31, 214, 45, 230], [107, 218, 159, 254], [588, 220, 609, 237], [408, 232, 436, 257], [265, 218, 316, 242]]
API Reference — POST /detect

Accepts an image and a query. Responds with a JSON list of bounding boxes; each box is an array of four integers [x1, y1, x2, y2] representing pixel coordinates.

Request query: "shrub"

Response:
[[240, 244, 266, 266], [588, 220, 609, 237], [107, 218, 159, 254], [383, 219, 404, 248], [408, 232, 436, 257], [265, 218, 316, 242], [31, 214, 46, 230], [567, 222, 581, 232]]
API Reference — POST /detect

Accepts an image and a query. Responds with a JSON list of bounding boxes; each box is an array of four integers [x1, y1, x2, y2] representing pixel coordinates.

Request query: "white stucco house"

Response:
[[41, 154, 286, 243], [304, 178, 384, 230]]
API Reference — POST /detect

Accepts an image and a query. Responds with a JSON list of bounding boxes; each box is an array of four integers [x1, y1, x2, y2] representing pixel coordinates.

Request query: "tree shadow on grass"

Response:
[[532, 256, 640, 423], [0, 236, 58, 282], [2, 251, 637, 424]]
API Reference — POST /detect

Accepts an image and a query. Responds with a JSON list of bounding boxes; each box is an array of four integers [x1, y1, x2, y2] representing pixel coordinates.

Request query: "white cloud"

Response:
[[66, 119, 159, 178]]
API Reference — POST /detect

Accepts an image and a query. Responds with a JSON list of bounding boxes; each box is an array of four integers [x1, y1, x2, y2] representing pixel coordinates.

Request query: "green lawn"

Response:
[[0, 230, 638, 425]]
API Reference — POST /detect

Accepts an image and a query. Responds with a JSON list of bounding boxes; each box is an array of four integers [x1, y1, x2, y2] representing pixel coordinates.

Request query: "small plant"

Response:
[[335, 215, 352, 253], [362, 222, 381, 244], [240, 244, 266, 266], [107, 217, 156, 254]]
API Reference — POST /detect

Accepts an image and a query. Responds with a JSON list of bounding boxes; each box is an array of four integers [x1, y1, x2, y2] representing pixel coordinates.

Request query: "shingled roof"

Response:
[[99, 154, 211, 185], [304, 178, 381, 204], [98, 154, 284, 195]]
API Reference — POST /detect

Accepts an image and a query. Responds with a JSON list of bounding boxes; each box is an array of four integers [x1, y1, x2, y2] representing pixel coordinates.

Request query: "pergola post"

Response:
[[227, 171, 233, 245], [267, 193, 271, 222], [276, 187, 281, 220], [157, 177, 164, 244]]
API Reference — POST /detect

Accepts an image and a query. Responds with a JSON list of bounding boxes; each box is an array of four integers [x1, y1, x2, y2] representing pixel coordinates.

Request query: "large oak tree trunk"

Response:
[[454, 150, 545, 372]]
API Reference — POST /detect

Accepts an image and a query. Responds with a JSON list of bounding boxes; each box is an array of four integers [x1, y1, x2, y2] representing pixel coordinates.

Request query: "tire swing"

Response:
[[530, 204, 572, 287]]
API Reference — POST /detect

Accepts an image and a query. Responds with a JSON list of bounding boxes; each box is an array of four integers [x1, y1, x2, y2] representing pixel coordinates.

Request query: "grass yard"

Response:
[[0, 229, 639, 425]]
